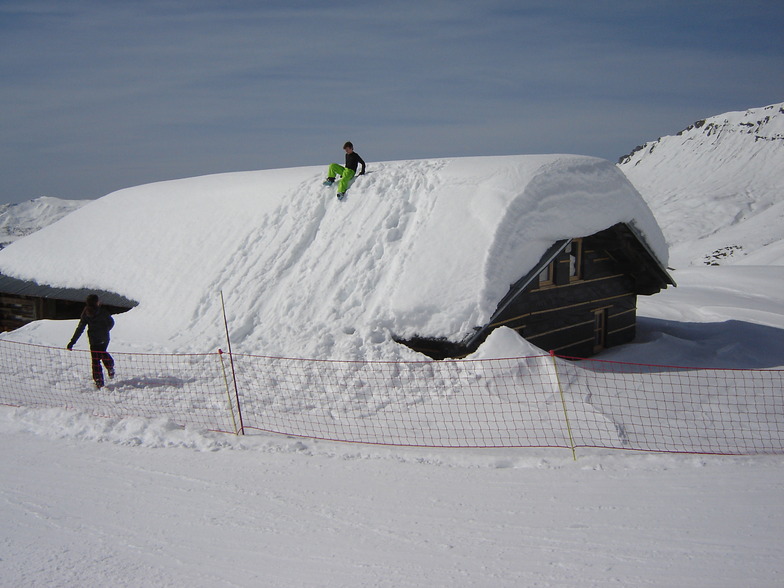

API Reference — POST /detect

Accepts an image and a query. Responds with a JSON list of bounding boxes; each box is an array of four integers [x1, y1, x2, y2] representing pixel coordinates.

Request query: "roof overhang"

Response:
[[0, 273, 137, 309]]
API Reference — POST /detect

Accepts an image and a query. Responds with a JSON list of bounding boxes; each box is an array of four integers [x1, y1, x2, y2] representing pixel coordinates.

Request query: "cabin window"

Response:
[[538, 263, 554, 287], [537, 238, 583, 288], [567, 239, 583, 281]]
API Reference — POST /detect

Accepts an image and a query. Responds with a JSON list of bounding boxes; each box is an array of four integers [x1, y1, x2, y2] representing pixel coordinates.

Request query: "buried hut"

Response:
[[0, 154, 674, 360], [0, 273, 136, 332], [400, 221, 675, 359]]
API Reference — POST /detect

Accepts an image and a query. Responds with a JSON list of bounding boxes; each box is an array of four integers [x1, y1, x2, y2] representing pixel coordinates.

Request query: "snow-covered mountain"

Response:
[[618, 102, 784, 267], [0, 196, 89, 249]]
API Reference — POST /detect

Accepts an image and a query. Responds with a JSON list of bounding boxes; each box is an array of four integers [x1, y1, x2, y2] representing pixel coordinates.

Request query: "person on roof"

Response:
[[324, 141, 366, 200], [67, 294, 115, 389]]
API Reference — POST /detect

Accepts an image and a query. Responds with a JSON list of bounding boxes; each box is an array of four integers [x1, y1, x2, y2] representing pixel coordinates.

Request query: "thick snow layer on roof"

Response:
[[0, 155, 667, 358]]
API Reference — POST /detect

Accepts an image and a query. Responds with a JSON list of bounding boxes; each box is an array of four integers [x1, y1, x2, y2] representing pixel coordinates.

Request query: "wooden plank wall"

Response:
[[488, 237, 638, 357]]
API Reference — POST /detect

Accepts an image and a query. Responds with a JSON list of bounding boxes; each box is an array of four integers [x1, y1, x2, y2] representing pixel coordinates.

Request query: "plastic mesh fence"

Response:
[[1, 339, 782, 454], [232, 353, 570, 447], [0, 340, 239, 434], [557, 356, 784, 454]]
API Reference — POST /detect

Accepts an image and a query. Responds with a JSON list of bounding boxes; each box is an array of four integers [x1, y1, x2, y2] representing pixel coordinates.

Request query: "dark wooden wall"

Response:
[[488, 236, 638, 357]]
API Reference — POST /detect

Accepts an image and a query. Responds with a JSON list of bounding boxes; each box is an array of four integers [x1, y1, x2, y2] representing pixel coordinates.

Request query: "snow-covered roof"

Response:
[[0, 154, 668, 359]]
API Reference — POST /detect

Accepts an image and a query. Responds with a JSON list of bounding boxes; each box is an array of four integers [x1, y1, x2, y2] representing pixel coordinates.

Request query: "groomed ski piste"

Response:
[[2, 132, 784, 586]]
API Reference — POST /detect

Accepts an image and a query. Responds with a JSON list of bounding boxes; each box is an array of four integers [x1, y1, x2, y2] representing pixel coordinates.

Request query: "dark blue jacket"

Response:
[[68, 307, 114, 349]]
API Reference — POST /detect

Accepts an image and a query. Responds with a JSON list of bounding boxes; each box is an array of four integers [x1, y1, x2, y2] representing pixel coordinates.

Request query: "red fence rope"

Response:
[[1, 339, 781, 454]]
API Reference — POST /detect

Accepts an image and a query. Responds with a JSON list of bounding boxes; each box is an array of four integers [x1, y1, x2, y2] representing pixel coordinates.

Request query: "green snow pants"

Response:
[[327, 163, 356, 193]]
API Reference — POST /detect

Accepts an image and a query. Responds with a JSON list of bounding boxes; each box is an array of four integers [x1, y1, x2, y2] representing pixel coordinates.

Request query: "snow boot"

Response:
[[323, 177, 335, 186], [337, 192, 346, 200]]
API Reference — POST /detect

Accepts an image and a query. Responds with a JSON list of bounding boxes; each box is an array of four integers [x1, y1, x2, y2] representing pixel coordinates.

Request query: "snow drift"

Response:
[[0, 155, 667, 359]]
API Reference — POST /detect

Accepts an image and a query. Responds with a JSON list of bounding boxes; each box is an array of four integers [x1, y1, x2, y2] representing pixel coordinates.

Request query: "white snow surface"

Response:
[[0, 154, 667, 358], [3, 257, 783, 586], [619, 101, 784, 268], [3, 408, 783, 588]]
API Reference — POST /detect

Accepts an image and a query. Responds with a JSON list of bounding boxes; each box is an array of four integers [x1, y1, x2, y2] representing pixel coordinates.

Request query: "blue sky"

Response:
[[1, 0, 782, 204]]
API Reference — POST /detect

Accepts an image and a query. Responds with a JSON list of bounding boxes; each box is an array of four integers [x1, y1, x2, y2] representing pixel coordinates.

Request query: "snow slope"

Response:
[[619, 102, 784, 267], [0, 155, 666, 358], [0, 195, 88, 249]]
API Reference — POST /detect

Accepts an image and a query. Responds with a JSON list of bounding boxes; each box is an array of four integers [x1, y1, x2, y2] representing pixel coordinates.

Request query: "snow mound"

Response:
[[619, 102, 784, 267], [0, 155, 666, 359], [465, 326, 547, 360]]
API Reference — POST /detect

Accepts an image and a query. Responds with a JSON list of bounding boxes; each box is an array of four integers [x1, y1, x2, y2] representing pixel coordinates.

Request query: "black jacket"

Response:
[[69, 307, 114, 348], [345, 151, 366, 174]]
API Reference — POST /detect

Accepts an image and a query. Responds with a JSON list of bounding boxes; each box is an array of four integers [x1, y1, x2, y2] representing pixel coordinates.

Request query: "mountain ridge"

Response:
[[619, 103, 784, 165], [0, 196, 88, 250], [618, 101, 784, 267]]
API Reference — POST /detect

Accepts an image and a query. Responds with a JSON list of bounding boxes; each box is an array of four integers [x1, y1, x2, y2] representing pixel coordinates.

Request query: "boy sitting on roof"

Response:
[[324, 141, 366, 200]]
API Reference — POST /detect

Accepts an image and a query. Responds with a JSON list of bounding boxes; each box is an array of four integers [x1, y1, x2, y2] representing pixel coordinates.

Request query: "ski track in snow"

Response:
[[199, 159, 454, 359]]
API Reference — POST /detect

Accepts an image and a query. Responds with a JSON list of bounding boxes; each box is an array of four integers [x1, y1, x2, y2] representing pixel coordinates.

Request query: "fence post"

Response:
[[220, 291, 245, 435], [550, 351, 577, 460], [218, 349, 240, 435]]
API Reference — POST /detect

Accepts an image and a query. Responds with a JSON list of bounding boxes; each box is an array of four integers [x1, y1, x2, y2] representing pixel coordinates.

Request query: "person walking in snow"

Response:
[[67, 294, 115, 389], [324, 141, 366, 200]]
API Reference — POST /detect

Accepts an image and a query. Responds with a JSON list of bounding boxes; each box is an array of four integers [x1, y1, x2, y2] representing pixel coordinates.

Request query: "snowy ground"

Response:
[[3, 409, 783, 588], [2, 263, 783, 587]]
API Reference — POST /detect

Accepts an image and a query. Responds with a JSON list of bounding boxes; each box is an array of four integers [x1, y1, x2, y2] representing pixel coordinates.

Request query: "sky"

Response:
[[0, 0, 782, 205]]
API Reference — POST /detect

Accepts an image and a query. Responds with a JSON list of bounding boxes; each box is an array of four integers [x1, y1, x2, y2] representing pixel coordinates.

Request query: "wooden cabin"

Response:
[[0, 273, 136, 332], [399, 222, 675, 359]]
